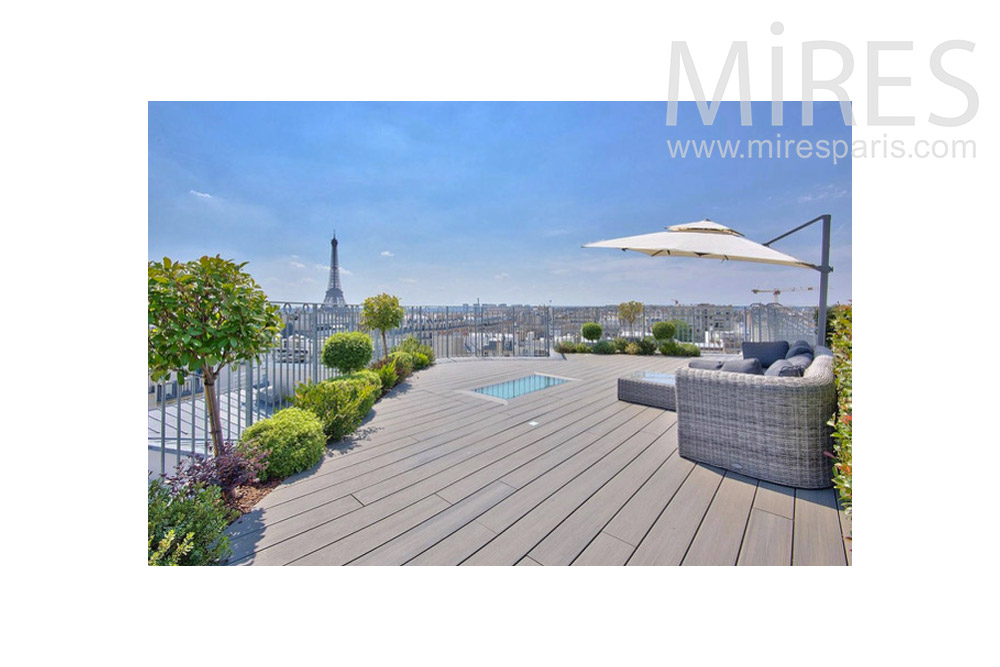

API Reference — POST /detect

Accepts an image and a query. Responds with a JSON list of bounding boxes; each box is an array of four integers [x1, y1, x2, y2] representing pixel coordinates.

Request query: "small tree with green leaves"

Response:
[[581, 322, 602, 343], [148, 256, 282, 458], [361, 292, 406, 359], [651, 320, 676, 343], [617, 301, 644, 339]]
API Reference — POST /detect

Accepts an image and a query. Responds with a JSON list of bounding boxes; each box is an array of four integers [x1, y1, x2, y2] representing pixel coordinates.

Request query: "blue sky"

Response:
[[149, 102, 851, 306]]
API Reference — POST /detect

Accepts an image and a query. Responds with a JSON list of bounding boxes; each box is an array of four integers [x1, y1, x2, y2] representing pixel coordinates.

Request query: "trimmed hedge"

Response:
[[659, 340, 701, 357], [322, 331, 374, 374], [148, 479, 234, 566], [238, 407, 327, 480], [290, 378, 379, 442]]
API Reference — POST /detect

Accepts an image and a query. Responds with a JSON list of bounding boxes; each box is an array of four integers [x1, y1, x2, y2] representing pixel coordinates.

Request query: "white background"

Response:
[[2, 0, 995, 664]]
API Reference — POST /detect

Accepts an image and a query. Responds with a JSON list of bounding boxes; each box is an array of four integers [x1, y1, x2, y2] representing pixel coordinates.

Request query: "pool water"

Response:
[[473, 374, 569, 399]]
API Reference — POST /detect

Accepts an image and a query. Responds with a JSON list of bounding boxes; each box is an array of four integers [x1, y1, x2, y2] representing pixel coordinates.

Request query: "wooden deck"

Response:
[[226, 355, 851, 566]]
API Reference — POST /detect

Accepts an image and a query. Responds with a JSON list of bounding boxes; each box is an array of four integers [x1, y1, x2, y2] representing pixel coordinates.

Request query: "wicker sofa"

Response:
[[675, 344, 836, 488]]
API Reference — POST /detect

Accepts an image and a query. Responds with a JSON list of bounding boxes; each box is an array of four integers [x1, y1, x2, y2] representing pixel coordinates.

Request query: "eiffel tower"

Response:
[[323, 232, 347, 308]]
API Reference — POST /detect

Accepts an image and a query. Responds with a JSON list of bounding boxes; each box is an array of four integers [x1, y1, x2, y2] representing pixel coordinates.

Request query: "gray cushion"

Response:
[[741, 341, 789, 368], [786, 353, 814, 370], [786, 344, 813, 359], [791, 340, 813, 352], [719, 358, 764, 375], [688, 359, 723, 370], [764, 359, 803, 377]]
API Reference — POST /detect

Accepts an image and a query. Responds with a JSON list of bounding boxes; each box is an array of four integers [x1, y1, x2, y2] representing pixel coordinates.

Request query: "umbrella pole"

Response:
[[817, 214, 832, 347], [764, 213, 834, 347]]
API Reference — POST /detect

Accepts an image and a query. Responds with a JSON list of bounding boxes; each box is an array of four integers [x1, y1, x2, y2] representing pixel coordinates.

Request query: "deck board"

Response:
[[224, 355, 847, 566]]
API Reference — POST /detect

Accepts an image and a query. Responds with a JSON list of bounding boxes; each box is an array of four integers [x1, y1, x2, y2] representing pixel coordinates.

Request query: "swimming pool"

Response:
[[472, 373, 569, 399]]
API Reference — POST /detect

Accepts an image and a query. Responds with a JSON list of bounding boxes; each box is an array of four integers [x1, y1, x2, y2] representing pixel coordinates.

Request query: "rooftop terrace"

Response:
[[224, 354, 850, 566]]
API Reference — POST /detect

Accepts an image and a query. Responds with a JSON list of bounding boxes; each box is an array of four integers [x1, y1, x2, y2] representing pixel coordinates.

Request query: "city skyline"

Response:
[[148, 101, 851, 306]]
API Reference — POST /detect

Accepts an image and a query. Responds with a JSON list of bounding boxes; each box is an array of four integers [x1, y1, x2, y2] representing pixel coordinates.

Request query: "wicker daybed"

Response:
[[674, 347, 836, 488]]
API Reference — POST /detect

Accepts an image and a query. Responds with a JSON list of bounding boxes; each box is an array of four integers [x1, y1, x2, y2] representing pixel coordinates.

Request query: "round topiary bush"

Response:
[[237, 407, 326, 481], [592, 340, 616, 355], [581, 322, 602, 342], [651, 321, 676, 342], [322, 331, 374, 374]]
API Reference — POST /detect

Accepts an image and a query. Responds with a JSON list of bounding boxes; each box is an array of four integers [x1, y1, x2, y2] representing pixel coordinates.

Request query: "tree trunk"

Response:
[[382, 330, 389, 359], [202, 366, 224, 458]]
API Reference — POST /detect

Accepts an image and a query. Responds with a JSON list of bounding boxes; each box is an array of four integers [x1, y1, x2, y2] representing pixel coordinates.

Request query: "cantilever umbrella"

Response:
[[583, 217, 833, 343]]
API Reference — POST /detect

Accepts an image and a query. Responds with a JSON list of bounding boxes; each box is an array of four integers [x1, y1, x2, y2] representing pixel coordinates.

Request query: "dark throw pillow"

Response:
[[741, 341, 789, 368], [688, 359, 723, 370], [765, 359, 804, 377], [720, 358, 764, 375], [786, 344, 813, 359], [791, 340, 813, 352], [786, 354, 814, 370]]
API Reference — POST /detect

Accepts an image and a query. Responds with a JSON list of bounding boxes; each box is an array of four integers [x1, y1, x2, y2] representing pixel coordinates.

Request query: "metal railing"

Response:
[[148, 300, 815, 477]]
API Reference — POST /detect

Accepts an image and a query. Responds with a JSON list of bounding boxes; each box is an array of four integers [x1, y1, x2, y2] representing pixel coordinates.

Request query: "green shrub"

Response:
[[625, 342, 640, 355], [390, 350, 416, 377], [613, 338, 629, 353], [659, 340, 701, 357], [592, 340, 616, 355], [573, 342, 592, 353], [637, 338, 657, 355], [411, 352, 430, 370], [289, 379, 379, 443], [554, 341, 577, 354], [321, 331, 374, 374], [371, 357, 398, 394], [581, 322, 602, 342], [148, 479, 234, 566], [828, 304, 852, 518], [238, 407, 326, 480], [651, 321, 676, 342], [336, 368, 382, 389], [392, 336, 435, 366]]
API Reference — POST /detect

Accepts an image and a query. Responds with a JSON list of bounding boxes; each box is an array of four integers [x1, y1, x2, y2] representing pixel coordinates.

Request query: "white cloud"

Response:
[[797, 184, 849, 204], [189, 189, 212, 198], [401, 277, 417, 284], [380, 251, 395, 257], [290, 261, 306, 269], [340, 267, 353, 275], [494, 272, 510, 280]]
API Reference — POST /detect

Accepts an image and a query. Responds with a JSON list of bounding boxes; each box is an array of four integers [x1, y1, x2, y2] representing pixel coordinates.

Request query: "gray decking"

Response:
[[226, 355, 851, 566]]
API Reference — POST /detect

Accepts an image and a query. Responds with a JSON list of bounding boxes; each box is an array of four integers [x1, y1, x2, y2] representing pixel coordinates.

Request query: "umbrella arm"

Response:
[[763, 214, 834, 347]]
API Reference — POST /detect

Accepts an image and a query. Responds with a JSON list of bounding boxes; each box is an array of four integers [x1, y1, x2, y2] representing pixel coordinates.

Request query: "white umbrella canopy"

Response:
[[583, 219, 817, 270]]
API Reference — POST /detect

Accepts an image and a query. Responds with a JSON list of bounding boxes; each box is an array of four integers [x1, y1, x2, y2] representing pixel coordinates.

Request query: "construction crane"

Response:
[[751, 286, 814, 303]]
